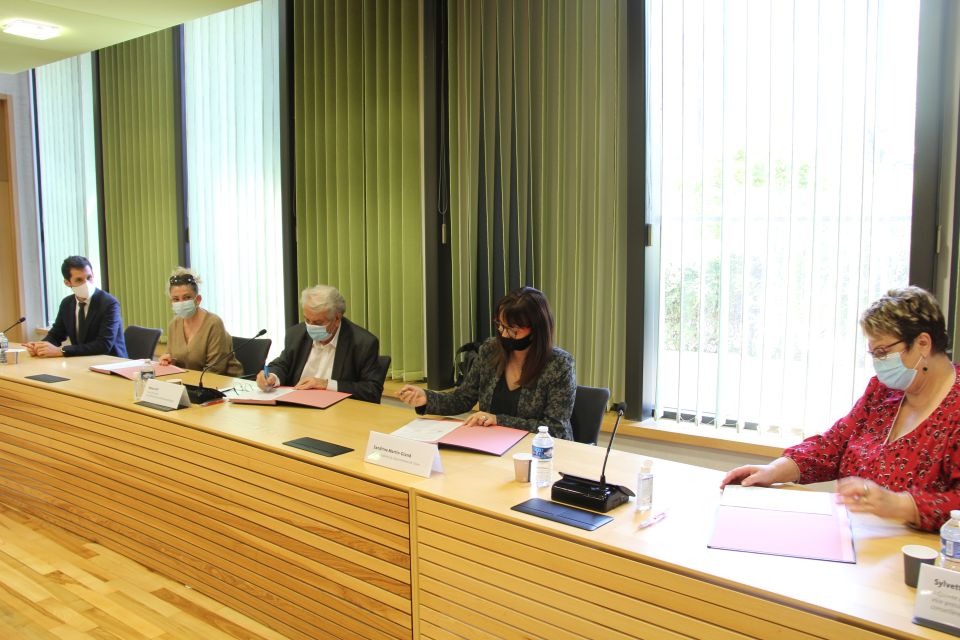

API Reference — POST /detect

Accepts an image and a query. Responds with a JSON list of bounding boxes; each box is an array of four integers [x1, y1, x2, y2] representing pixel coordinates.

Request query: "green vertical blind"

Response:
[[448, 0, 627, 399], [293, 0, 424, 381], [99, 29, 180, 334], [34, 54, 99, 324], [183, 0, 284, 354]]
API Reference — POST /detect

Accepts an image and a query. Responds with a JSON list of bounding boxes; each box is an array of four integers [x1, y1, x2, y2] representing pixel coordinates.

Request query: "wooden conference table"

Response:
[[0, 352, 952, 640]]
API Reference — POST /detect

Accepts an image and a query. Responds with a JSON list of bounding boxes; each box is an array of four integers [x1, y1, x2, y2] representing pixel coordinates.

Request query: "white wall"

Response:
[[0, 71, 42, 336]]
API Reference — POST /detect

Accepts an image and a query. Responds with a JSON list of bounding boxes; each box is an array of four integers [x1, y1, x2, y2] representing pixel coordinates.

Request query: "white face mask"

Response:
[[71, 280, 96, 300]]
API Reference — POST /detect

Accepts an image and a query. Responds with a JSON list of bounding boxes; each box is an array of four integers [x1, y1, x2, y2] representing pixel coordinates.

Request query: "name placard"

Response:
[[914, 563, 960, 636], [138, 379, 190, 411], [364, 432, 443, 478]]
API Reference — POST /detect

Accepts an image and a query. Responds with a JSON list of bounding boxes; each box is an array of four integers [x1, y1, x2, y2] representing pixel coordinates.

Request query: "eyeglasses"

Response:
[[169, 274, 197, 286], [494, 319, 528, 338], [867, 340, 904, 360]]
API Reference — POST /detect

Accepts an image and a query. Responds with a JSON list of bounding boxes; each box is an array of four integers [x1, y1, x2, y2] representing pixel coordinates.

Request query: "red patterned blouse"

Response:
[[783, 365, 960, 532]]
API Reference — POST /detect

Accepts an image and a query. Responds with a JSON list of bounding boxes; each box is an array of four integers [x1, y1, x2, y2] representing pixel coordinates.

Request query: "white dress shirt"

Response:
[[297, 324, 340, 391]]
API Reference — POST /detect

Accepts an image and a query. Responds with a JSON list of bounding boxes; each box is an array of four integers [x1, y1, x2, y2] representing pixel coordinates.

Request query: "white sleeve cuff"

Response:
[[327, 379, 338, 392]]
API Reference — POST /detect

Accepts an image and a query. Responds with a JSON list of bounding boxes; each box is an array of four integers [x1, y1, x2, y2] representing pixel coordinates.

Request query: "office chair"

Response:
[[232, 336, 272, 378], [372, 355, 392, 404], [124, 325, 162, 360], [570, 385, 611, 445]]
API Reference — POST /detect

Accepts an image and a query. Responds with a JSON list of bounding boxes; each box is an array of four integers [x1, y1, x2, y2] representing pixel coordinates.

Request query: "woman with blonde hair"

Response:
[[158, 267, 242, 376], [722, 286, 960, 531]]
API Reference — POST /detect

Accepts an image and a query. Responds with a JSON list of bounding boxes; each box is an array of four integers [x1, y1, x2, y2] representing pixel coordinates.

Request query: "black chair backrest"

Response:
[[570, 385, 611, 445], [124, 325, 162, 360], [232, 336, 272, 378], [375, 355, 392, 403]]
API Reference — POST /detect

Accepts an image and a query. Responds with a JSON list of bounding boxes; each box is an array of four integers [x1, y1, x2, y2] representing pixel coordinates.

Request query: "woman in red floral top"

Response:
[[722, 287, 959, 532]]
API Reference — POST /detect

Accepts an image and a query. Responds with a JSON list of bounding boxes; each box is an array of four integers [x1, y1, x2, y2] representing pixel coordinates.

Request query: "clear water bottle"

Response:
[[0, 332, 7, 364], [531, 426, 554, 488], [941, 510, 960, 571], [134, 361, 156, 401], [636, 459, 654, 510]]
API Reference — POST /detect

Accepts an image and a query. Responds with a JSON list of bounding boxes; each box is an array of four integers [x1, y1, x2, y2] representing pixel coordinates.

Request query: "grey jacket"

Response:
[[421, 338, 576, 439]]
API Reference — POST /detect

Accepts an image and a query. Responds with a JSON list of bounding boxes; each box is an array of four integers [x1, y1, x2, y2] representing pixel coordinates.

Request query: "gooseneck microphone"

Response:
[[551, 401, 635, 513], [186, 329, 266, 405], [598, 402, 627, 486], [1, 317, 26, 334]]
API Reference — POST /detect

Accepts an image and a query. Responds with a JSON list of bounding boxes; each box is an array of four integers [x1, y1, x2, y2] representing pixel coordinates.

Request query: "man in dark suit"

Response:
[[256, 284, 383, 403], [25, 256, 127, 358]]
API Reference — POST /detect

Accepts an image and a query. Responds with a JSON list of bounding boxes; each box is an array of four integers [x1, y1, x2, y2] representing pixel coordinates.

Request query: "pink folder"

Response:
[[437, 425, 528, 456], [708, 498, 855, 563], [91, 363, 186, 380], [230, 387, 351, 409]]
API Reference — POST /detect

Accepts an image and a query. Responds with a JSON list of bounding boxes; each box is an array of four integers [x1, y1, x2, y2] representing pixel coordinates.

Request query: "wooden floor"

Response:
[[0, 502, 289, 640]]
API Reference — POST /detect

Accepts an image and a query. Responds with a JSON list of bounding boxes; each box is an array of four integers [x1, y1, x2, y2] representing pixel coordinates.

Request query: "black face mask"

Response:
[[499, 334, 533, 352]]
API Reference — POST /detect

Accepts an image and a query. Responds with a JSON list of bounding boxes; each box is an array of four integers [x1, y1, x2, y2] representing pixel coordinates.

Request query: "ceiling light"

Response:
[[2, 19, 62, 40]]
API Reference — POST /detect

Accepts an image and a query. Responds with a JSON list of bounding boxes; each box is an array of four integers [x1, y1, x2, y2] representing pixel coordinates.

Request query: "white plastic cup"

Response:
[[902, 544, 938, 587], [512, 453, 532, 483]]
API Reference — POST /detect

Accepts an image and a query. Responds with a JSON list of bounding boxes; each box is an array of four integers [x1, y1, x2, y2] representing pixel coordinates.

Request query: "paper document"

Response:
[[231, 387, 294, 403], [390, 419, 462, 442], [91, 359, 149, 371], [720, 485, 833, 515]]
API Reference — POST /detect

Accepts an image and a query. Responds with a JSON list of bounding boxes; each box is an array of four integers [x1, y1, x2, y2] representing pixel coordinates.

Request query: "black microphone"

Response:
[[1, 317, 26, 334], [599, 402, 627, 486], [551, 401, 636, 513], [185, 329, 266, 405]]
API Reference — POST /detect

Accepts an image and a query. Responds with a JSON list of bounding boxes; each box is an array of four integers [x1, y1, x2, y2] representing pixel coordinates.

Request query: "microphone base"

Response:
[[551, 473, 634, 513], [184, 384, 226, 405]]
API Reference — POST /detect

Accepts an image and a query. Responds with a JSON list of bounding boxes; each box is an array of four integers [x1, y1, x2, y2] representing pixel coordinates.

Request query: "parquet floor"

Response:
[[0, 502, 289, 639]]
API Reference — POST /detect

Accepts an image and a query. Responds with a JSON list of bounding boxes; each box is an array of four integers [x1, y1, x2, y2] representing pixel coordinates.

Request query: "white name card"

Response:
[[914, 563, 960, 636], [364, 432, 443, 478], [139, 379, 190, 410]]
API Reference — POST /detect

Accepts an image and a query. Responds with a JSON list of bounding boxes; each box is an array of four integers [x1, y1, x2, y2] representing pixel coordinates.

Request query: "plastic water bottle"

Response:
[[134, 361, 156, 401], [636, 459, 654, 510], [0, 332, 7, 364], [941, 510, 960, 571], [531, 426, 554, 488]]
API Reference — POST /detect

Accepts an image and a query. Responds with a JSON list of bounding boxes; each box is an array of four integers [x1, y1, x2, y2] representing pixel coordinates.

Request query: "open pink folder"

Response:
[[436, 424, 528, 456], [230, 387, 351, 409], [90, 362, 186, 380], [708, 492, 855, 563]]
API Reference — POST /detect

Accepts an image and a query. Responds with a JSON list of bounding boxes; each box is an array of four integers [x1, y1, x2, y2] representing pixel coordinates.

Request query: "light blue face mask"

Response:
[[306, 322, 330, 342], [872, 351, 919, 390], [172, 299, 197, 319]]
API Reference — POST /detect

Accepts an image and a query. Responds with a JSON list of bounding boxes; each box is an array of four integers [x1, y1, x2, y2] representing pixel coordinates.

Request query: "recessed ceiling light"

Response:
[[2, 19, 62, 41]]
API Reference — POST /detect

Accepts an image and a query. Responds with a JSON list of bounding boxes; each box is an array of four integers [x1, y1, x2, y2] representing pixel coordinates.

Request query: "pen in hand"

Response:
[[263, 364, 275, 392]]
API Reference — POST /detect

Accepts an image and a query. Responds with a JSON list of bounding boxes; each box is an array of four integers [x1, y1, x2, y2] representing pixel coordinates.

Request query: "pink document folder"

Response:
[[708, 498, 856, 563], [230, 387, 351, 409], [438, 425, 528, 456], [90, 363, 186, 380]]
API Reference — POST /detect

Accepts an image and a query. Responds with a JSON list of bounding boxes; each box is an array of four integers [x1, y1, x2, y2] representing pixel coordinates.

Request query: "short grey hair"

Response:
[[301, 284, 346, 316]]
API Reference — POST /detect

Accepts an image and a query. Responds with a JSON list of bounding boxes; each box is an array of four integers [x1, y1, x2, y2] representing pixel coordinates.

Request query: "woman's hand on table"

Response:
[[720, 457, 801, 489], [836, 476, 920, 525], [397, 385, 427, 408], [463, 411, 496, 427]]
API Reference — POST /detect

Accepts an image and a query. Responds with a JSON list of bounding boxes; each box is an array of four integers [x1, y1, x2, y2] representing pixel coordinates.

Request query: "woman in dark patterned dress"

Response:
[[397, 287, 577, 440]]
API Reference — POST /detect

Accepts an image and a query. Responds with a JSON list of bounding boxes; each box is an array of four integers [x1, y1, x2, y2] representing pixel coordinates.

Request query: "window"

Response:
[[183, 0, 284, 353], [646, 0, 921, 437], [34, 54, 99, 324]]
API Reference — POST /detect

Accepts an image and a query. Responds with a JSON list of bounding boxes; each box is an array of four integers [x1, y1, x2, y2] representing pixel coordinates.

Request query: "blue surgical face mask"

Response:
[[171, 299, 197, 319], [306, 323, 330, 342], [873, 351, 919, 390]]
